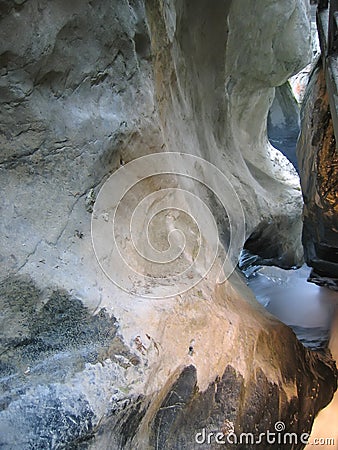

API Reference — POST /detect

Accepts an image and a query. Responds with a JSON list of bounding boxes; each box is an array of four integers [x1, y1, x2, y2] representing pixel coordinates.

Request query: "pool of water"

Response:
[[240, 251, 338, 349]]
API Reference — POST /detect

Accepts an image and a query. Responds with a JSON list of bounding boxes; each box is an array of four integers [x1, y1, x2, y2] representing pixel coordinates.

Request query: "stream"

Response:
[[240, 250, 338, 350]]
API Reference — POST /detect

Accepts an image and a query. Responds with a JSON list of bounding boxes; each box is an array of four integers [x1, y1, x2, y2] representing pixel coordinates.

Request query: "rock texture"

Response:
[[148, 0, 307, 268], [297, 62, 338, 289], [0, 0, 337, 449]]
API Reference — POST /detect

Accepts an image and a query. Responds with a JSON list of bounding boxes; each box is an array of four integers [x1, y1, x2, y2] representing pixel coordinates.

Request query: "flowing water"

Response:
[[240, 251, 338, 349]]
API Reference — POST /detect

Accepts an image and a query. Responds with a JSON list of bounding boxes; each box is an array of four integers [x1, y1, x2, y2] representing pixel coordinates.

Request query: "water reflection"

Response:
[[240, 251, 338, 349]]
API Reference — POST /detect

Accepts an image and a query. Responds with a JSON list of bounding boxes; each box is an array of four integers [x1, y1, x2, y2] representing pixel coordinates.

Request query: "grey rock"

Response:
[[0, 0, 336, 448]]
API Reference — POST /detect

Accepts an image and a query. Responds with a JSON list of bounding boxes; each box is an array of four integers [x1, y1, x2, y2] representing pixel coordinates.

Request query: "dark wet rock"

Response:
[[0, 284, 336, 449], [0, 385, 95, 449], [297, 62, 338, 289], [146, 338, 337, 450]]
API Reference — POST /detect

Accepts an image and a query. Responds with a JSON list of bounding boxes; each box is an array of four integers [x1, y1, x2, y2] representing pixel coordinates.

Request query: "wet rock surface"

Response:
[[152, 320, 337, 450], [297, 62, 338, 289], [0, 276, 130, 389], [148, 356, 336, 450]]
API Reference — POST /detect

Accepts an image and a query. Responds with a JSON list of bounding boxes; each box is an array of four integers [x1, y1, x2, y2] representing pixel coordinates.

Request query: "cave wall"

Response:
[[297, 62, 338, 289], [0, 0, 337, 448]]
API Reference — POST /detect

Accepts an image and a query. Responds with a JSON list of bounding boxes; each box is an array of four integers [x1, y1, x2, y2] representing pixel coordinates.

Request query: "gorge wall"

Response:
[[297, 60, 338, 290], [0, 0, 337, 448]]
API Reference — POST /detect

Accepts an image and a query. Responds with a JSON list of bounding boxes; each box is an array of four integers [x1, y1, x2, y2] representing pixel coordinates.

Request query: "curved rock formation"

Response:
[[147, 0, 307, 268], [0, 0, 336, 448]]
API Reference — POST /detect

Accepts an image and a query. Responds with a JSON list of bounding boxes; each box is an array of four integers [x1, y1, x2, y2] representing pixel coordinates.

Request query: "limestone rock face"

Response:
[[0, 0, 336, 448], [297, 63, 338, 289], [148, 0, 308, 268]]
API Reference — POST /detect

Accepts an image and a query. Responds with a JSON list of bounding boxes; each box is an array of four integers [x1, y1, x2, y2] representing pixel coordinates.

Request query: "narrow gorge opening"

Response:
[[238, 0, 337, 349], [240, 1, 338, 446], [240, 0, 334, 346]]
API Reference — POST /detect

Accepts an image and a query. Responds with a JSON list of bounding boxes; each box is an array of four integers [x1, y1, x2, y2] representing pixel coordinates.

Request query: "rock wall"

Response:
[[297, 62, 338, 289], [0, 0, 336, 448], [147, 0, 307, 268]]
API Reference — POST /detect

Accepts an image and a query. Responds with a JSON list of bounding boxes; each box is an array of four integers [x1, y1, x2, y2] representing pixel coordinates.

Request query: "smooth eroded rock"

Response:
[[1, 0, 336, 448]]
